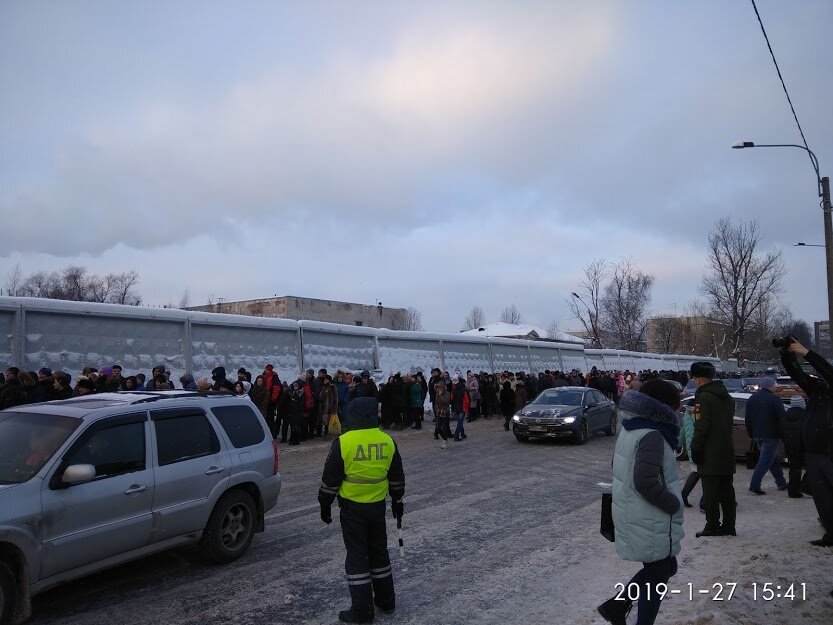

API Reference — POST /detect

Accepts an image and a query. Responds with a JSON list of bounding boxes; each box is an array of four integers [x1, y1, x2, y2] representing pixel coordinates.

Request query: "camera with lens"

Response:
[[771, 335, 796, 351]]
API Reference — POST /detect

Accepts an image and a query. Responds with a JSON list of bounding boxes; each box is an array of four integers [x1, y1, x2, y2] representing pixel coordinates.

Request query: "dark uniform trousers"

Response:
[[701, 475, 736, 532], [340, 498, 394, 618]]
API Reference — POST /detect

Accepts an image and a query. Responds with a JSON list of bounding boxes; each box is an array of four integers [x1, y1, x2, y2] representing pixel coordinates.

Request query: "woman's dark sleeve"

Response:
[[633, 431, 680, 515]]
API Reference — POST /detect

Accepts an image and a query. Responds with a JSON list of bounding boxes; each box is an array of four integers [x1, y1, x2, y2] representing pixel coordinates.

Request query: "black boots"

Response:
[[597, 596, 632, 625], [338, 609, 373, 623], [681, 472, 699, 508]]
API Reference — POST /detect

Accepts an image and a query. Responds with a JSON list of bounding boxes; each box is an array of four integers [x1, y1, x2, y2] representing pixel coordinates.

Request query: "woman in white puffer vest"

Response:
[[597, 379, 684, 625]]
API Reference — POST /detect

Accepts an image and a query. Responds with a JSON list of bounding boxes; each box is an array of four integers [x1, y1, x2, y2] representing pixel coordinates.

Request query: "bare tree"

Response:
[[546, 320, 561, 340], [566, 258, 607, 348], [179, 288, 191, 309], [650, 316, 686, 354], [700, 218, 785, 362], [106, 271, 141, 305], [61, 265, 88, 301], [601, 258, 654, 351], [4, 263, 23, 296], [462, 306, 486, 331], [499, 304, 522, 325], [14, 266, 142, 306], [20, 271, 62, 298], [390, 307, 424, 331]]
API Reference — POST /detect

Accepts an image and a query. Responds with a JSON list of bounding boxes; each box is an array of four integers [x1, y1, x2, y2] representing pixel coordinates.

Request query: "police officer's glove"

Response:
[[320, 505, 332, 525], [391, 499, 404, 520]]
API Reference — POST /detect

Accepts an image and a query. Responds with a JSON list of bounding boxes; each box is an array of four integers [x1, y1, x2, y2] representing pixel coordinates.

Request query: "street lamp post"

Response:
[[571, 292, 601, 348], [732, 141, 833, 328]]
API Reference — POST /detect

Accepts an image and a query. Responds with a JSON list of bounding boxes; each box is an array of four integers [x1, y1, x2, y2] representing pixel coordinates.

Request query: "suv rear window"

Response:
[[212, 405, 266, 448], [152, 410, 220, 465], [0, 412, 80, 484]]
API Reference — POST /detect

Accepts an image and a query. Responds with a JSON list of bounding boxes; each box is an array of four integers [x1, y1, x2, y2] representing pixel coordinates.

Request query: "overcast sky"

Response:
[[2, 1, 832, 335]]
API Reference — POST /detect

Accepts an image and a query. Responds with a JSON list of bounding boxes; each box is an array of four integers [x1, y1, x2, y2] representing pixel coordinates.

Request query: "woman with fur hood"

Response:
[[597, 379, 684, 625]]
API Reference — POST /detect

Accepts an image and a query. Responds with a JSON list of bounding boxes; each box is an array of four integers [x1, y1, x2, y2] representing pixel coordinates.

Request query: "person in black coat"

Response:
[[745, 377, 788, 494], [781, 395, 807, 498], [781, 340, 833, 546], [500, 381, 515, 432]]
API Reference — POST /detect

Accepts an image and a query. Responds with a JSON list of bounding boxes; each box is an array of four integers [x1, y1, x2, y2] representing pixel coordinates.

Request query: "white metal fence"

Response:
[[0, 297, 722, 384]]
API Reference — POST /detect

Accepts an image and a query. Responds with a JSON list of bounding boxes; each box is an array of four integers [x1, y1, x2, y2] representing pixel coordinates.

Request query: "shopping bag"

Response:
[[600, 493, 615, 542], [328, 412, 341, 437]]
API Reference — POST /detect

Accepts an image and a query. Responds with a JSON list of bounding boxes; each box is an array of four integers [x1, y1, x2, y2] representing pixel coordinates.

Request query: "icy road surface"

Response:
[[29, 418, 617, 625]]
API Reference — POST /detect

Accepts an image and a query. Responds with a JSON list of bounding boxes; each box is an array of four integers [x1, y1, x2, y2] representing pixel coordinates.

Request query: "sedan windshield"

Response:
[[722, 378, 744, 392], [532, 390, 584, 406], [0, 412, 80, 484]]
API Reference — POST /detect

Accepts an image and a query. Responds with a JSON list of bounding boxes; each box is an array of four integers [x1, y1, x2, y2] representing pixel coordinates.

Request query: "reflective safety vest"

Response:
[[338, 428, 395, 503]]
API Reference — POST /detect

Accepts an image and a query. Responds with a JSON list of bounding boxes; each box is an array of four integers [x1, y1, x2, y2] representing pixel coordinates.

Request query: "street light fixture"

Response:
[[794, 242, 825, 247], [732, 140, 833, 327], [571, 292, 601, 348]]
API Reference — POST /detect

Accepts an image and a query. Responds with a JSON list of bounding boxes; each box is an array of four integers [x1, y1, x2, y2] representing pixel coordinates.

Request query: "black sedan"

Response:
[[511, 387, 617, 444]]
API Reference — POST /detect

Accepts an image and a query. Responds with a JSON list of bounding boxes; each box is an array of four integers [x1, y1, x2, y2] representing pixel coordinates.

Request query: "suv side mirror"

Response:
[[63, 464, 96, 485]]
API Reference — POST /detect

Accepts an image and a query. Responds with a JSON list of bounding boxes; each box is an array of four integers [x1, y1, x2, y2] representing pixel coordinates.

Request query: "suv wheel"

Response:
[[605, 415, 617, 436], [514, 433, 529, 443], [202, 490, 257, 563], [0, 561, 15, 625]]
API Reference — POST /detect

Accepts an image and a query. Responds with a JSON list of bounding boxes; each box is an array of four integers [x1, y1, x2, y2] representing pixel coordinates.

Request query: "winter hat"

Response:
[[100, 365, 114, 377], [38, 367, 52, 377], [791, 395, 806, 408], [759, 376, 777, 390], [211, 366, 227, 380], [690, 361, 716, 379], [639, 379, 681, 411], [361, 370, 370, 378]]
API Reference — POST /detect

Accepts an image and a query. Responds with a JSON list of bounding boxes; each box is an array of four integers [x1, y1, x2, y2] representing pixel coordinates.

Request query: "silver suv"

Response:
[[0, 391, 282, 625]]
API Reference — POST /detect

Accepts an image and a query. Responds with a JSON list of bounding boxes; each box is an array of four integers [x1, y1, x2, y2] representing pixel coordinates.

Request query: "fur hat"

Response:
[[39, 367, 53, 377], [689, 361, 716, 379], [759, 376, 777, 390], [639, 379, 681, 411]]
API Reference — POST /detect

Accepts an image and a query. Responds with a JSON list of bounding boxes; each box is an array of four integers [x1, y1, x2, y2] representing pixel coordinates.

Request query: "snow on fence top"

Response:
[[0, 296, 721, 384]]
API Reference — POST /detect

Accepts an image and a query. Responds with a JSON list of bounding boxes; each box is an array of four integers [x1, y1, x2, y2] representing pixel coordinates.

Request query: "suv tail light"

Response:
[[271, 439, 280, 475]]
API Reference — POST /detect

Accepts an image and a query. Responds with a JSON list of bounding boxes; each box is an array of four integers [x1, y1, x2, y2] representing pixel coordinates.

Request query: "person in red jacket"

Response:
[[263, 364, 282, 421]]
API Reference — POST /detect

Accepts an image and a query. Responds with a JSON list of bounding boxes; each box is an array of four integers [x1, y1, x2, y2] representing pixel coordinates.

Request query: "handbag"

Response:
[[600, 493, 615, 542], [327, 412, 342, 437], [745, 440, 760, 470]]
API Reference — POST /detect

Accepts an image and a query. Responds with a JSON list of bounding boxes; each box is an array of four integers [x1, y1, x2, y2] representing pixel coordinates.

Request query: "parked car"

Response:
[[511, 387, 616, 444], [774, 376, 807, 403], [0, 390, 281, 625], [677, 392, 785, 462]]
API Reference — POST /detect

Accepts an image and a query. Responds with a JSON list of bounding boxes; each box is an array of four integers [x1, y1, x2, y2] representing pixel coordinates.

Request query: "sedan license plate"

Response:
[[529, 425, 547, 432]]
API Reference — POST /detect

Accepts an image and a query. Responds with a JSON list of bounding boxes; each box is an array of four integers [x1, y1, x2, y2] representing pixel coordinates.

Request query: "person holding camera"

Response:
[[779, 338, 833, 547]]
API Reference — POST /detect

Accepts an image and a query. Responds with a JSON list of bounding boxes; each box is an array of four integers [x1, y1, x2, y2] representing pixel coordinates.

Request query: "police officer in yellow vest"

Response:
[[319, 397, 405, 624]]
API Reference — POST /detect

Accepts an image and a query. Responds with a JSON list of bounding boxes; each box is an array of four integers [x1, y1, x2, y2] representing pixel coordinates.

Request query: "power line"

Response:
[[749, 0, 816, 175]]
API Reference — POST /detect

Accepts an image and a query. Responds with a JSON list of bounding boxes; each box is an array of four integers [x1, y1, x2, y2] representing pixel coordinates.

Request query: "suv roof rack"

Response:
[[120, 390, 238, 405]]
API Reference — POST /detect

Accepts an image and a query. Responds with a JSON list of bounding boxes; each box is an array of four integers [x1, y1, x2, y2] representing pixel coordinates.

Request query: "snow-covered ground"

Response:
[[523, 474, 833, 625]]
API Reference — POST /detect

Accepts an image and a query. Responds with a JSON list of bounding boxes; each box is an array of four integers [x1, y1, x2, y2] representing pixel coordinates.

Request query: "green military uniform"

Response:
[[690, 379, 736, 534]]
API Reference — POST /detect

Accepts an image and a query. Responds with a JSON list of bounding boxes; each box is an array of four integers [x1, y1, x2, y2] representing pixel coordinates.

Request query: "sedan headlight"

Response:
[[512, 415, 520, 422], [561, 416, 576, 424]]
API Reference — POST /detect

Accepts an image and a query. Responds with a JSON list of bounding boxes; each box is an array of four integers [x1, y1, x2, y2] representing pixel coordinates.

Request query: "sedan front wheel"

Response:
[[575, 419, 589, 445]]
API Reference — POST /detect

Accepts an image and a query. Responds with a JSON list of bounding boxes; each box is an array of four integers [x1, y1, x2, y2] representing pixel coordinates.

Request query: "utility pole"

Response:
[[822, 176, 833, 329]]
